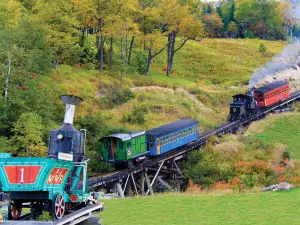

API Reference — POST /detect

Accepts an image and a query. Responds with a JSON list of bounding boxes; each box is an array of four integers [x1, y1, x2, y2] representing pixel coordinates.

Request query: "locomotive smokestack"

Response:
[[60, 95, 83, 125]]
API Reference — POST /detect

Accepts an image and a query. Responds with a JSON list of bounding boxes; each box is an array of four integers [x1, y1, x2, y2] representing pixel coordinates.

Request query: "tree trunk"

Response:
[[99, 36, 104, 71], [166, 32, 175, 76], [145, 49, 152, 76], [169, 32, 176, 74], [81, 27, 86, 47], [4, 60, 11, 104], [86, 28, 89, 46], [109, 37, 113, 70], [120, 37, 124, 81], [53, 60, 58, 69], [96, 36, 100, 48], [125, 34, 128, 64], [127, 36, 134, 65]]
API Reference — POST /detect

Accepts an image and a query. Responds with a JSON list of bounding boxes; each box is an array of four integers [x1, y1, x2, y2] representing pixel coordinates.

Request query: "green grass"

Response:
[[248, 113, 300, 160], [100, 189, 300, 225]]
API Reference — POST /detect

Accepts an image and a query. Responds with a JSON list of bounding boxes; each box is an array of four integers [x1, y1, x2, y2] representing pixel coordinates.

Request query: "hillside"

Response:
[[247, 111, 300, 160], [100, 189, 300, 225], [51, 39, 286, 132]]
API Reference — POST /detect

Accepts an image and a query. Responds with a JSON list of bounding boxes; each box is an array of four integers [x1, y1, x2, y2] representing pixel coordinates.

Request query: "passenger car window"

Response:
[[119, 142, 124, 149], [127, 143, 131, 148], [148, 136, 154, 142]]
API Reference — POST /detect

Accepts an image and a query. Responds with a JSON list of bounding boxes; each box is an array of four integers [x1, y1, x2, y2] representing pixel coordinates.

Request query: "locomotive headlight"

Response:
[[57, 133, 64, 140]]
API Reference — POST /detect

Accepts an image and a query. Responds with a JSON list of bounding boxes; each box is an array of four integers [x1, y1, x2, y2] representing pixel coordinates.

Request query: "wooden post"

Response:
[[131, 173, 139, 196], [157, 177, 172, 190], [140, 172, 145, 195], [126, 178, 132, 197], [145, 172, 154, 195], [116, 183, 125, 198]]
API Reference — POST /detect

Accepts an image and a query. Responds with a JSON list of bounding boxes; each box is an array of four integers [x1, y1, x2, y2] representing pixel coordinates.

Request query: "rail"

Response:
[[1, 203, 103, 225]]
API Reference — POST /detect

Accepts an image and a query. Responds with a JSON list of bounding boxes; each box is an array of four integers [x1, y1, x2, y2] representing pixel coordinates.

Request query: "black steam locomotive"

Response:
[[228, 81, 290, 121]]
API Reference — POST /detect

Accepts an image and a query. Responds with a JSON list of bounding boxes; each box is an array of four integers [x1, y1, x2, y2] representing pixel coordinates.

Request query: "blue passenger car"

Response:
[[146, 119, 199, 156]]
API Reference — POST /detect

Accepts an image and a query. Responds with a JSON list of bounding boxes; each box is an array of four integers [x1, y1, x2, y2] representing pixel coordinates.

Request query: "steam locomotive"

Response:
[[0, 95, 101, 220], [228, 81, 290, 121]]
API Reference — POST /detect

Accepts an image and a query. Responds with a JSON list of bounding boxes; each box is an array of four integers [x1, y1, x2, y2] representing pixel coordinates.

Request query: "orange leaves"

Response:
[[186, 181, 202, 193], [234, 160, 270, 174]]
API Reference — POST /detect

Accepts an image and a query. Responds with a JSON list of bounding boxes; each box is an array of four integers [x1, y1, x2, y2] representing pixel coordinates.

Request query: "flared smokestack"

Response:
[[60, 95, 83, 125]]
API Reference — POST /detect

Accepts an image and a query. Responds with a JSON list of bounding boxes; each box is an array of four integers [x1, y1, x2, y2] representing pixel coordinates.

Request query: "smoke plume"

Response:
[[249, 40, 300, 89]]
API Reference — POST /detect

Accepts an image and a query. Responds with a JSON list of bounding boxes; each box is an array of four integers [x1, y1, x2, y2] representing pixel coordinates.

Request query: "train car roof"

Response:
[[146, 119, 198, 137], [100, 131, 145, 141], [232, 94, 253, 98], [254, 81, 289, 94]]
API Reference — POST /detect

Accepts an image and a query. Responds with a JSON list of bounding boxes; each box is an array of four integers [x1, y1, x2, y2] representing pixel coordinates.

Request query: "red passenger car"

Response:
[[254, 81, 290, 107]]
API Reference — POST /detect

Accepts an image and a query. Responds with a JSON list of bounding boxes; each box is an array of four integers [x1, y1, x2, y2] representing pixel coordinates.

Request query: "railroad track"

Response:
[[88, 91, 300, 189]]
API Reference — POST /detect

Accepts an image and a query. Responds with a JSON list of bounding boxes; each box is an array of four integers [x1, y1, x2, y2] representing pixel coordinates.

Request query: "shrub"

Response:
[[76, 114, 107, 149], [37, 211, 52, 221], [240, 173, 258, 188], [102, 86, 134, 108], [259, 43, 266, 55], [184, 145, 235, 188], [122, 105, 148, 125], [185, 134, 289, 190], [132, 50, 147, 75], [86, 150, 113, 175]]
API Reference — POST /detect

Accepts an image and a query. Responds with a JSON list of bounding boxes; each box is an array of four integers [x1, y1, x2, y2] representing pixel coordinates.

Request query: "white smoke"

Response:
[[292, 2, 300, 20], [249, 40, 300, 89]]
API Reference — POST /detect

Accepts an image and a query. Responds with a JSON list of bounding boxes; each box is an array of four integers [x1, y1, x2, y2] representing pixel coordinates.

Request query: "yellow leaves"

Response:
[[144, 31, 164, 51], [72, 0, 79, 6], [179, 14, 205, 40], [7, 0, 23, 28]]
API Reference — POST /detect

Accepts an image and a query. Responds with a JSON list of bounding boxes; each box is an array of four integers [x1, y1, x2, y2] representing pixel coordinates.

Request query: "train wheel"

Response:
[[8, 200, 22, 220], [53, 193, 65, 220]]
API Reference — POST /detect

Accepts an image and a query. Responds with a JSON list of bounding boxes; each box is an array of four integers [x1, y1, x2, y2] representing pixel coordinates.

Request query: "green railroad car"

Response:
[[100, 131, 148, 167]]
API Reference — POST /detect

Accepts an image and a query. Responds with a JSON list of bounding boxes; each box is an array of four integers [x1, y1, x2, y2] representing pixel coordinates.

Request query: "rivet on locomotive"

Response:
[[0, 95, 100, 220], [228, 81, 290, 121]]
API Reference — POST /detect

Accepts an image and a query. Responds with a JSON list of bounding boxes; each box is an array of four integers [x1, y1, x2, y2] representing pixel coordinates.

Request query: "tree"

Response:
[[0, 136, 14, 153], [12, 112, 46, 157], [161, 0, 205, 76], [73, 0, 96, 48], [227, 21, 238, 38], [202, 13, 223, 38], [281, 1, 298, 40], [259, 43, 266, 55], [235, 0, 283, 39], [137, 1, 165, 76], [36, 0, 80, 67]]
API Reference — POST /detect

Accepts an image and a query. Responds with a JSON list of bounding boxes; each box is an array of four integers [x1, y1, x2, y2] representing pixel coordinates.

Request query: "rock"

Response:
[[263, 182, 294, 192]]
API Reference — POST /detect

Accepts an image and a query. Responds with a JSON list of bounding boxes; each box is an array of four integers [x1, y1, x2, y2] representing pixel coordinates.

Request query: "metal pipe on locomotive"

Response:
[[0, 95, 101, 221]]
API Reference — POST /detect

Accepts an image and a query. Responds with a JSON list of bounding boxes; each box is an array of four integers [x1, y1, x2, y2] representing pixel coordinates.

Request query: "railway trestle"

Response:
[[107, 155, 187, 198]]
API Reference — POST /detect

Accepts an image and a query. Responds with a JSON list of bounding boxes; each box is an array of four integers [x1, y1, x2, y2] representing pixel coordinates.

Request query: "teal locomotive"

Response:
[[0, 95, 101, 220]]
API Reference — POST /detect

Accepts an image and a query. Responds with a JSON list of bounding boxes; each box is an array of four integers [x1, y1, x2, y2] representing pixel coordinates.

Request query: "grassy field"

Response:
[[247, 113, 300, 160], [100, 189, 300, 225]]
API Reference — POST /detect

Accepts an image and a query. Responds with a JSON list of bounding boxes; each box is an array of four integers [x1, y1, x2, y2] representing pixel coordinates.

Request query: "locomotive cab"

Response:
[[228, 94, 257, 121]]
